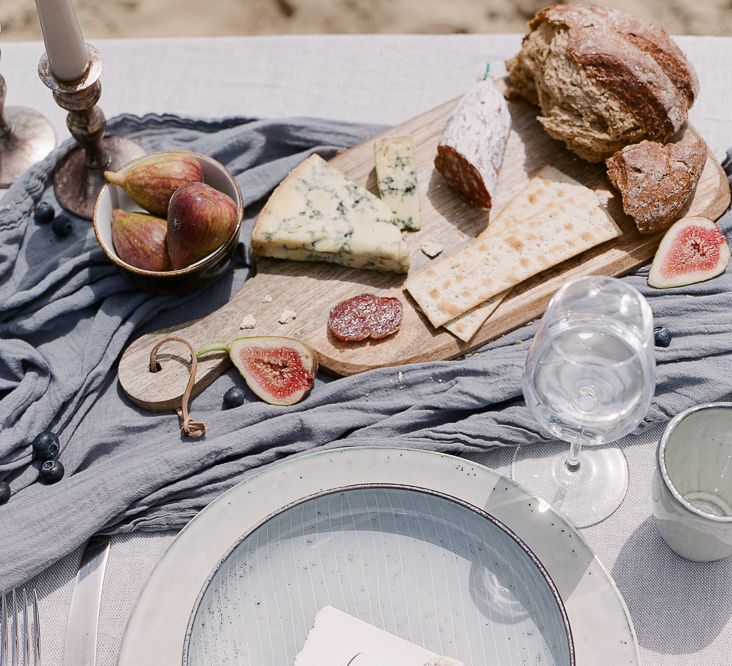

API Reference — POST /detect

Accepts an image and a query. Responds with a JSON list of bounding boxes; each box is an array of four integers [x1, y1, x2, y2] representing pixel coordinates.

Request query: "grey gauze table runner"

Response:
[[1, 114, 731, 589]]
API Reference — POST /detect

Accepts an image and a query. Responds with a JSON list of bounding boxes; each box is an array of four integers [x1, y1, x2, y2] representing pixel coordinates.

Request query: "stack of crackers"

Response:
[[406, 166, 622, 341]]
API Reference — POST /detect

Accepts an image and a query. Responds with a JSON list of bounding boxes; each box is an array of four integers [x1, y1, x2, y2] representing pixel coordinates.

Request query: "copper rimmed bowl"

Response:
[[93, 150, 244, 295]]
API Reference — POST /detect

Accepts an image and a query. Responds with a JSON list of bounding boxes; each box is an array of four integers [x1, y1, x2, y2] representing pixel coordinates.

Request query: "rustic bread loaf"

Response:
[[606, 137, 707, 234], [506, 4, 698, 162]]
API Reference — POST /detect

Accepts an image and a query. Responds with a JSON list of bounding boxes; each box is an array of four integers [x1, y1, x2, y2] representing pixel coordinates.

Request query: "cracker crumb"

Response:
[[239, 314, 257, 329], [262, 294, 273, 303], [595, 190, 612, 205], [278, 309, 297, 324], [420, 240, 444, 258]]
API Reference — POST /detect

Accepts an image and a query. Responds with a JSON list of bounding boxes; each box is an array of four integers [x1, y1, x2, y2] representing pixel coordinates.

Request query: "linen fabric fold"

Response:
[[0, 114, 730, 589]]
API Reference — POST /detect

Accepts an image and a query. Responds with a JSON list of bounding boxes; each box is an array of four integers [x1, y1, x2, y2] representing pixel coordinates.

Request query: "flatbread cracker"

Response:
[[407, 175, 621, 328], [442, 166, 598, 341], [443, 294, 504, 341]]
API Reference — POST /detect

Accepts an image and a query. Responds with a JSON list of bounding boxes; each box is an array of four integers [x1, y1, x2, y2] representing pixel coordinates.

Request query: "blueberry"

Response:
[[32, 431, 60, 460], [33, 201, 55, 225], [223, 386, 246, 409], [0, 482, 10, 505], [654, 326, 672, 348], [39, 459, 64, 484], [51, 215, 73, 238]]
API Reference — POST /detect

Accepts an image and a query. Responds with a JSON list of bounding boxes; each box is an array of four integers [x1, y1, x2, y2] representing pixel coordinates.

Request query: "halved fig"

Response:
[[648, 216, 730, 288], [197, 336, 317, 406]]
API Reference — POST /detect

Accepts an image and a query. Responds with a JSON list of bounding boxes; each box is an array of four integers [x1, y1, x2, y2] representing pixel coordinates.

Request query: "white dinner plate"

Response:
[[118, 447, 640, 665]]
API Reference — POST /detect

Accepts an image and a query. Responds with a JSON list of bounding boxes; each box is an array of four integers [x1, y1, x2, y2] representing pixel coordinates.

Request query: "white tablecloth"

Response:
[[3, 34, 732, 665]]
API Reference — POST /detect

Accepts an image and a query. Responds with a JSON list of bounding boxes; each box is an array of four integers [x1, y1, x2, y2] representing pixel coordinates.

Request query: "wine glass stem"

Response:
[[565, 434, 585, 472]]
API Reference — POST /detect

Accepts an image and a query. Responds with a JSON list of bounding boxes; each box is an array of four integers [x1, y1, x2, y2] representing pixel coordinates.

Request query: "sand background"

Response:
[[2, 0, 731, 42]]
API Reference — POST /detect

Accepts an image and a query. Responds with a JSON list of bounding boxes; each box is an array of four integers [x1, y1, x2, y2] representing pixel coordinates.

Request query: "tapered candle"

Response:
[[35, 0, 89, 81]]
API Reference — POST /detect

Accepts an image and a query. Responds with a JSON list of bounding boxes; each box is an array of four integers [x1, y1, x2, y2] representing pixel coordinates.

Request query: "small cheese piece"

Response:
[[252, 154, 410, 274], [278, 309, 297, 324], [420, 240, 444, 258], [239, 314, 257, 329], [294, 606, 463, 666], [375, 136, 422, 231]]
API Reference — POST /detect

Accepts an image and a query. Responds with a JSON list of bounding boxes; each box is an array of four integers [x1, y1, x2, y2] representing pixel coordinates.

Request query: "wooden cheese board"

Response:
[[118, 94, 730, 411]]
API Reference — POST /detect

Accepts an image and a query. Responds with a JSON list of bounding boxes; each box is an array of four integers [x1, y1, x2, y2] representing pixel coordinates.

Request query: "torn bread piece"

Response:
[[606, 137, 706, 234]]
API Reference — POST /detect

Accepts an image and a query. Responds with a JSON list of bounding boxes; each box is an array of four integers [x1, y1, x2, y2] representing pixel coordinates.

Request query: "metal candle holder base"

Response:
[[0, 75, 56, 188], [38, 45, 144, 220]]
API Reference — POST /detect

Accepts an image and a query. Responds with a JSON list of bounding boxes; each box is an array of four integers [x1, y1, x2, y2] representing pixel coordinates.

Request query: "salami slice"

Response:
[[328, 294, 403, 342], [434, 77, 511, 209]]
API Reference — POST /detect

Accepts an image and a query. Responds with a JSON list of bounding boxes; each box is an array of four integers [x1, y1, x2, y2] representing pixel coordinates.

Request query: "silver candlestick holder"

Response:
[[0, 52, 56, 188], [38, 44, 144, 219]]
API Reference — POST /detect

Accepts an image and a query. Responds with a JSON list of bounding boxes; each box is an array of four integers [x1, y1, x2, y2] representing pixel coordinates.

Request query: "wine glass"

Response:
[[511, 275, 655, 528]]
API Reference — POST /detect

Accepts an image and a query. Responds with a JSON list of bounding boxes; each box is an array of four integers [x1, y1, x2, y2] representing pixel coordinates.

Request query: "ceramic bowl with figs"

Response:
[[93, 150, 244, 295]]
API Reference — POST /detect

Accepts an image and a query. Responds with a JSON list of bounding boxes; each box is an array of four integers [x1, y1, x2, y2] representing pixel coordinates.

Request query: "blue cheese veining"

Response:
[[251, 154, 410, 274], [374, 136, 422, 231]]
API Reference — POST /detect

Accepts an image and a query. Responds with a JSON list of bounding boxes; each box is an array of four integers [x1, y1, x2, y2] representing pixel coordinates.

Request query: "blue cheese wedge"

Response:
[[252, 154, 410, 274], [294, 606, 463, 666], [375, 136, 422, 231]]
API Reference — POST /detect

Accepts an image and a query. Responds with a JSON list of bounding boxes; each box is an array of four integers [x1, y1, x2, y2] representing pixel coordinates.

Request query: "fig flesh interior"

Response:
[[228, 337, 317, 406], [649, 216, 731, 288]]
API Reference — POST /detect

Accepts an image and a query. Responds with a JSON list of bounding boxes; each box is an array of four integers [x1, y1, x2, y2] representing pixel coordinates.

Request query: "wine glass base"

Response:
[[511, 442, 628, 528]]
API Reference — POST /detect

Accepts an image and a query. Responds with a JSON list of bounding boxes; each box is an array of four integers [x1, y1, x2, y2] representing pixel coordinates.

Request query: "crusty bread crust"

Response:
[[606, 137, 707, 234], [507, 4, 698, 162]]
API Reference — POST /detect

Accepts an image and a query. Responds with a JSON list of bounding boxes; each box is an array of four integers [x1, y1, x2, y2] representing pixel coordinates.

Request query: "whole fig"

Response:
[[104, 152, 203, 217], [111, 209, 171, 272], [167, 182, 239, 269]]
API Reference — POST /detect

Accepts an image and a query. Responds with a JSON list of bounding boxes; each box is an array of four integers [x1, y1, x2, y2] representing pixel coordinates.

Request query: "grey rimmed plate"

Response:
[[117, 448, 640, 665]]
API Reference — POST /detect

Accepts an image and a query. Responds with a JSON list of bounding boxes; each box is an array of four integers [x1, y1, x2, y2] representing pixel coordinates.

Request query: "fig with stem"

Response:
[[105, 152, 203, 217]]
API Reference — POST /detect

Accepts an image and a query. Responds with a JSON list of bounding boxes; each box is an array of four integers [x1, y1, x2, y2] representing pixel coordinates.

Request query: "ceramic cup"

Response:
[[653, 402, 732, 561]]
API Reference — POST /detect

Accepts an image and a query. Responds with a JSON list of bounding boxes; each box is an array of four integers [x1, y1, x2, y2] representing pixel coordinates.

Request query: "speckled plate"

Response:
[[186, 486, 572, 664], [117, 448, 640, 665]]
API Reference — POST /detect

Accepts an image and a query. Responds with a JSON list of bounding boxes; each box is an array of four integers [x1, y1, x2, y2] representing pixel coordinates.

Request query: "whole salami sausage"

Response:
[[434, 78, 511, 209], [328, 294, 403, 342]]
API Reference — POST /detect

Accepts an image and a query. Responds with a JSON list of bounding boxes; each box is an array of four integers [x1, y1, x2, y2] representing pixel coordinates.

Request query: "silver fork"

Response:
[[0, 589, 40, 666]]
